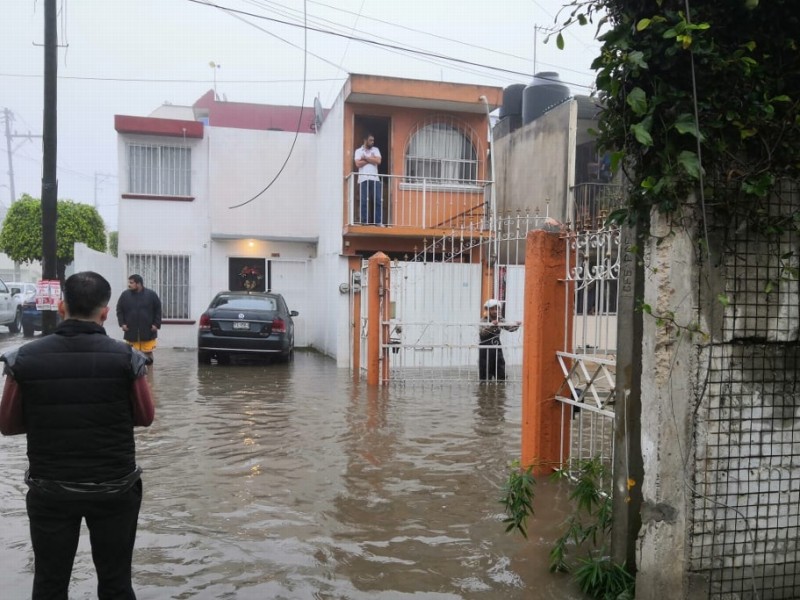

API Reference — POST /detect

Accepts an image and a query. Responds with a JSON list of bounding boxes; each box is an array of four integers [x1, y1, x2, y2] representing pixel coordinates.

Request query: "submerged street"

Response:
[[0, 333, 583, 599]]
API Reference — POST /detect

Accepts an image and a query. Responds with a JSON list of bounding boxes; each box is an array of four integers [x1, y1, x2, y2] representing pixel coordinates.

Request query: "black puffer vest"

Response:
[[8, 320, 142, 483]]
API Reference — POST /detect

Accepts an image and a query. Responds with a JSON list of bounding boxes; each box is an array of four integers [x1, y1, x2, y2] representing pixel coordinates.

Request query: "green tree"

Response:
[[109, 231, 118, 257], [0, 194, 107, 281]]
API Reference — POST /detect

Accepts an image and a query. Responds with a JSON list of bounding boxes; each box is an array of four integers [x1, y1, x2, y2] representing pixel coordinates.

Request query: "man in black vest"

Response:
[[0, 271, 154, 600]]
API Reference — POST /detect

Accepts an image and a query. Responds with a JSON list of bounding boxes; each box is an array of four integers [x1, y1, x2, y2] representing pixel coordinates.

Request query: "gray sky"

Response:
[[0, 0, 602, 231]]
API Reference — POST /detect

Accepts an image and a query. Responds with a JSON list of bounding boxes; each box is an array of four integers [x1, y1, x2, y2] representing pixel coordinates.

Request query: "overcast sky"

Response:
[[1, 0, 602, 231]]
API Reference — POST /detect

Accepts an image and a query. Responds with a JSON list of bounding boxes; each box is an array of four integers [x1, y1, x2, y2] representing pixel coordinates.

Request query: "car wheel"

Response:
[[198, 350, 212, 364], [216, 352, 231, 365], [22, 321, 34, 338], [8, 309, 22, 334], [277, 348, 294, 364]]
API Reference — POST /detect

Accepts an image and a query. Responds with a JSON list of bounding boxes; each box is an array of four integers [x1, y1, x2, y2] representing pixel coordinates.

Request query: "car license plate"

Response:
[[232, 321, 249, 330]]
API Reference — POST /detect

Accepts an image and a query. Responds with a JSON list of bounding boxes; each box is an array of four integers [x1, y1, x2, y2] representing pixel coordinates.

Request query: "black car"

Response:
[[197, 291, 298, 364]]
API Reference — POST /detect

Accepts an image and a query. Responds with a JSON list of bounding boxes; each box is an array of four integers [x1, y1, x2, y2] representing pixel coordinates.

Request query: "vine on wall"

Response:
[[553, 0, 800, 227]]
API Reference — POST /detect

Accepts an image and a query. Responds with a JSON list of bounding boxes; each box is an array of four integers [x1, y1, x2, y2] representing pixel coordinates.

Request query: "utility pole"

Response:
[[41, 0, 58, 334], [2, 108, 41, 206], [533, 25, 556, 76], [94, 172, 114, 207], [3, 109, 43, 280], [3, 108, 16, 205]]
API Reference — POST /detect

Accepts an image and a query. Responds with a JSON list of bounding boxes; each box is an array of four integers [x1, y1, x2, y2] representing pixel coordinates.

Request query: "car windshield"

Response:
[[214, 296, 277, 311]]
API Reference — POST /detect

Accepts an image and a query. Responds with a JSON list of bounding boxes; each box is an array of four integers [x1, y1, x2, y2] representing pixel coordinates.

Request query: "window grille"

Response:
[[128, 144, 191, 196], [405, 118, 479, 185], [126, 254, 190, 319]]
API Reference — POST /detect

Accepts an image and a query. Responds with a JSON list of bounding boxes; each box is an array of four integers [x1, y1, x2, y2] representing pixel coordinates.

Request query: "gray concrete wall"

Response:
[[636, 187, 800, 599], [636, 205, 700, 599], [493, 100, 575, 223]]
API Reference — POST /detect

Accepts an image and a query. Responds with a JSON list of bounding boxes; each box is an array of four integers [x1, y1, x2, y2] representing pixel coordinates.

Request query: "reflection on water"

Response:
[[0, 344, 583, 599]]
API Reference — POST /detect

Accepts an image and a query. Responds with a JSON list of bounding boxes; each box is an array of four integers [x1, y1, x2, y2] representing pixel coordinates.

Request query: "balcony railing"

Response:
[[345, 173, 492, 231]]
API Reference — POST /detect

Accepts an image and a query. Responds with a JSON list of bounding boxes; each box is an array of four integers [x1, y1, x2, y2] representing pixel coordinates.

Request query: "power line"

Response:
[[228, 0, 309, 209], [249, 0, 598, 81], [242, 0, 595, 84], [185, 0, 595, 90], [0, 72, 344, 84]]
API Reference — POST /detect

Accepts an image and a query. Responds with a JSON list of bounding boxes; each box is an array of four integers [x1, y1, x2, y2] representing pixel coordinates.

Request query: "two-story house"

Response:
[[113, 75, 502, 365]]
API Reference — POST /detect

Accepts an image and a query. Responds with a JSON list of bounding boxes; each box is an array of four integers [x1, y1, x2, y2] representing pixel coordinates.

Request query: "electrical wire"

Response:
[[244, 0, 596, 83], [185, 0, 594, 90], [227, 0, 308, 209], [0, 72, 343, 84]]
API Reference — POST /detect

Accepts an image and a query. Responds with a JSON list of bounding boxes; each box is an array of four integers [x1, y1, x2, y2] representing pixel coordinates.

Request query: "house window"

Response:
[[126, 254, 190, 319], [128, 144, 191, 196], [405, 119, 478, 185]]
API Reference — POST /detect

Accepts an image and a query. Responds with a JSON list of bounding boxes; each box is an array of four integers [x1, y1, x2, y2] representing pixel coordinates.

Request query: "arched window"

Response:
[[405, 119, 479, 185]]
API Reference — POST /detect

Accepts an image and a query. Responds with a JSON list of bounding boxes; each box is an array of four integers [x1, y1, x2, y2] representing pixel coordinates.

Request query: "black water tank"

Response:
[[499, 83, 525, 118], [522, 71, 570, 125]]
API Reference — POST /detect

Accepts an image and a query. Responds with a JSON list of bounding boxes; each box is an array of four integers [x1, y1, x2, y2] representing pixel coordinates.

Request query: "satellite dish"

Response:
[[313, 96, 324, 133]]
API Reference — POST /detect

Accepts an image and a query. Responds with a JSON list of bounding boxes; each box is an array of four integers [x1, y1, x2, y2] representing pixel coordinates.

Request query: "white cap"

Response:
[[484, 299, 500, 309]]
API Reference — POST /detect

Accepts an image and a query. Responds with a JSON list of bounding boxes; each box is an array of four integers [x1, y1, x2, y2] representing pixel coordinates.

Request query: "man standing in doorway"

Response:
[[117, 274, 162, 363], [479, 299, 520, 381], [354, 132, 383, 225], [0, 271, 154, 599]]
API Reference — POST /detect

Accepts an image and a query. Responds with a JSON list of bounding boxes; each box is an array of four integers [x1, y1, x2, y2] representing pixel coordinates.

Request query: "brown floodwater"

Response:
[[0, 333, 585, 599]]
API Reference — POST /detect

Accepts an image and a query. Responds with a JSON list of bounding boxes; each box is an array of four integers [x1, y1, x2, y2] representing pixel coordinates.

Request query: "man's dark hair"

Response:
[[363, 132, 374, 141], [63, 271, 111, 318], [128, 274, 144, 286]]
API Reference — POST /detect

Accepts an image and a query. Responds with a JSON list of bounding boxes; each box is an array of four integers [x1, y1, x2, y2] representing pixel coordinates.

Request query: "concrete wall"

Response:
[[636, 189, 800, 599], [72, 242, 125, 343], [493, 100, 576, 223], [310, 87, 350, 364], [636, 206, 699, 598], [207, 127, 317, 240]]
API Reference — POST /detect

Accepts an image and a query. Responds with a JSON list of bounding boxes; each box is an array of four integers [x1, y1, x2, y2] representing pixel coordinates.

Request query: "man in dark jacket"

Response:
[[116, 274, 162, 363], [0, 271, 154, 599]]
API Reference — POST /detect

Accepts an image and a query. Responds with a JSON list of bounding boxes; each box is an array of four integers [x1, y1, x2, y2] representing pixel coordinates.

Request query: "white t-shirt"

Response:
[[355, 146, 381, 182]]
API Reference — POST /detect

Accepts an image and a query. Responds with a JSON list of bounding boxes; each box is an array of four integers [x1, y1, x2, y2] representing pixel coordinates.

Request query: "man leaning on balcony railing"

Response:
[[354, 133, 383, 225]]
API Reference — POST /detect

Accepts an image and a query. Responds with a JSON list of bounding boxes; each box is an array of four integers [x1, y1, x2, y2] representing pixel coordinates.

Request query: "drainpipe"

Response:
[[479, 95, 498, 299]]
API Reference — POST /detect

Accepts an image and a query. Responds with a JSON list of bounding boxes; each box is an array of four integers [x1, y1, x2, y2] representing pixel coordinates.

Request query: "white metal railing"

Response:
[[345, 173, 491, 230]]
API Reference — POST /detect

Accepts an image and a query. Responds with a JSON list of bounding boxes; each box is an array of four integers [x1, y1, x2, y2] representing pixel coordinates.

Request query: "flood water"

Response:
[[0, 333, 584, 599]]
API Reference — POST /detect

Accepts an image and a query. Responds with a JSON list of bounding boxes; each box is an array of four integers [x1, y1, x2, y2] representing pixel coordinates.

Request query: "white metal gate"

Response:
[[556, 184, 623, 478], [355, 211, 551, 384]]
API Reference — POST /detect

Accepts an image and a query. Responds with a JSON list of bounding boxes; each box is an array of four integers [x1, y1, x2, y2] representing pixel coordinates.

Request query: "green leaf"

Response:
[[717, 294, 730, 307], [627, 50, 648, 69], [636, 18, 651, 31], [631, 122, 653, 146], [673, 113, 703, 139], [626, 87, 648, 116], [556, 32, 564, 50], [677, 150, 703, 179]]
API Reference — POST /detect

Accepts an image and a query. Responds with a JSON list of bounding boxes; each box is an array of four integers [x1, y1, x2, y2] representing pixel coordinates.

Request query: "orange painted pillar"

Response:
[[366, 252, 390, 386], [521, 230, 571, 475]]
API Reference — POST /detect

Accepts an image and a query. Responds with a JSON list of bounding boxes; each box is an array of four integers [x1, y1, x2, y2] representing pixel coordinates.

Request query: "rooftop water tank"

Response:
[[498, 83, 525, 118], [522, 71, 570, 125]]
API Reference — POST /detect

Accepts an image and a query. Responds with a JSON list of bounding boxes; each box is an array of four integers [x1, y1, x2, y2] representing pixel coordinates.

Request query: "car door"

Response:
[[0, 280, 12, 323]]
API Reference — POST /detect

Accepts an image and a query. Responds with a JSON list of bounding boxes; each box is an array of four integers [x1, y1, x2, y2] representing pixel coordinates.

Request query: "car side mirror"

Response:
[[290, 310, 299, 317], [10, 287, 20, 296]]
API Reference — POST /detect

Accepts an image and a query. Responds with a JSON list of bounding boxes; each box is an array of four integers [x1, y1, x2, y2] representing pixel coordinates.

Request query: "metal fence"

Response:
[[691, 181, 800, 599]]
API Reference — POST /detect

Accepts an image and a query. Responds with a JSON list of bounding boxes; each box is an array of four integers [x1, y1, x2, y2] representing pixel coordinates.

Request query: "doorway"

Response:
[[354, 116, 391, 224]]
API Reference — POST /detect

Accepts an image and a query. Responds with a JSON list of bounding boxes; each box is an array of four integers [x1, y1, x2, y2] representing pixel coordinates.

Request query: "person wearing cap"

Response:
[[479, 298, 520, 381]]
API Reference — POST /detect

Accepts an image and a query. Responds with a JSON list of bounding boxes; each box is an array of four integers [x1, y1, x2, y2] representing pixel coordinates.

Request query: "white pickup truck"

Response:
[[0, 277, 24, 333]]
